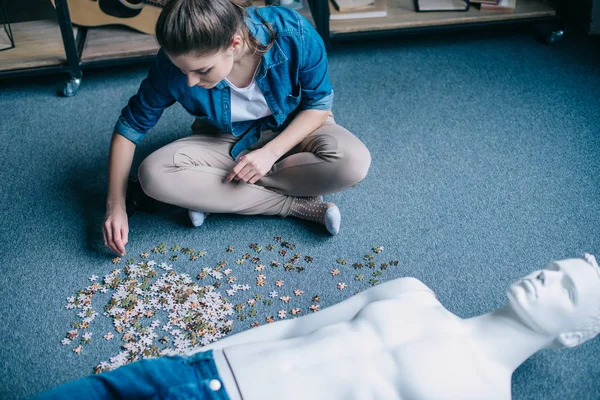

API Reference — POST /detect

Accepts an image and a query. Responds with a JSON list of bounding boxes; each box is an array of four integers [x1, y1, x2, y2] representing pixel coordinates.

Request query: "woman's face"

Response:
[[168, 34, 244, 89], [170, 50, 235, 89]]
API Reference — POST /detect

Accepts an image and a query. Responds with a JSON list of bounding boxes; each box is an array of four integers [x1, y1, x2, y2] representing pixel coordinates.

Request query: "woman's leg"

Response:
[[137, 119, 370, 234], [137, 133, 294, 217], [257, 117, 371, 197], [248, 116, 371, 234]]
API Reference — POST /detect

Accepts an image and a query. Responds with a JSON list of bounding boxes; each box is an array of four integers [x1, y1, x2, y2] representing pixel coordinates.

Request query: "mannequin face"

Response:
[[169, 34, 244, 89], [507, 257, 600, 340]]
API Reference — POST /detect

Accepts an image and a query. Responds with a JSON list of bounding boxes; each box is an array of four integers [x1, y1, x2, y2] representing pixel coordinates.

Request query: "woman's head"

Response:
[[156, 0, 275, 88], [156, 0, 250, 57]]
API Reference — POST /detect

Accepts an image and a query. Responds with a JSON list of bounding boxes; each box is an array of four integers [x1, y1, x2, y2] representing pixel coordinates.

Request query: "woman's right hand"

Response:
[[103, 204, 129, 256]]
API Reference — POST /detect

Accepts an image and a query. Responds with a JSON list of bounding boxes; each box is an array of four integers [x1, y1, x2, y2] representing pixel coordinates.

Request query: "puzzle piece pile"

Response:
[[61, 238, 398, 374]]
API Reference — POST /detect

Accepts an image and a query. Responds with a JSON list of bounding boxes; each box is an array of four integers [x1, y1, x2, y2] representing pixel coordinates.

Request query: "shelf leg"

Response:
[[545, 29, 564, 45], [541, 0, 566, 45], [308, 0, 331, 50], [63, 76, 82, 97], [54, 0, 83, 96], [536, 21, 565, 45]]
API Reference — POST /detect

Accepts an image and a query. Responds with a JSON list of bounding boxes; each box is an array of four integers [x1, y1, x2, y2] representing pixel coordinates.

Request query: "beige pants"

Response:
[[137, 116, 371, 217]]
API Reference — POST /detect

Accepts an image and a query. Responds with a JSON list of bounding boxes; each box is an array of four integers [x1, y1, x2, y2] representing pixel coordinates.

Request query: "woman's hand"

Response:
[[225, 147, 279, 184], [103, 204, 129, 256]]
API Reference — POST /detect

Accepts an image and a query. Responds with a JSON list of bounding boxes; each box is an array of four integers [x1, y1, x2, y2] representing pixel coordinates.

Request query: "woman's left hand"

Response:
[[225, 147, 279, 184]]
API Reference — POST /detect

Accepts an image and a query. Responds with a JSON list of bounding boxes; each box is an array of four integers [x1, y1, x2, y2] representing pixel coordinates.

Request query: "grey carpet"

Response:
[[1, 26, 599, 399]]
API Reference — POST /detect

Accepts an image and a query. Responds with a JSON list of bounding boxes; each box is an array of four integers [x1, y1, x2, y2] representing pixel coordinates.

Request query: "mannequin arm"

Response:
[[198, 277, 433, 352]]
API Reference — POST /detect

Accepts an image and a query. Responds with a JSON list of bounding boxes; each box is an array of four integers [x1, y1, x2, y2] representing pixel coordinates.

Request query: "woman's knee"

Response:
[[339, 141, 371, 186], [137, 154, 166, 199]]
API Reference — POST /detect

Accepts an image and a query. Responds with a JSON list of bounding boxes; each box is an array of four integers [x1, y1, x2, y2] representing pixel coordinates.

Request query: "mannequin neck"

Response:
[[464, 305, 554, 373]]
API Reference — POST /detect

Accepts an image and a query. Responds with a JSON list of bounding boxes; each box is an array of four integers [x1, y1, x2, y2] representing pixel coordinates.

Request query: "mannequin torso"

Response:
[[224, 282, 511, 400]]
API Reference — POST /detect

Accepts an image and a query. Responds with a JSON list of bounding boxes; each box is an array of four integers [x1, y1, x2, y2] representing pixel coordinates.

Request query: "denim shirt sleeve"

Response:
[[114, 50, 176, 144], [298, 16, 334, 111]]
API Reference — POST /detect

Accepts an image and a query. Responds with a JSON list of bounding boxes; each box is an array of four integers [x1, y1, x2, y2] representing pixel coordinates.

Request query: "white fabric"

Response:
[[225, 75, 271, 123]]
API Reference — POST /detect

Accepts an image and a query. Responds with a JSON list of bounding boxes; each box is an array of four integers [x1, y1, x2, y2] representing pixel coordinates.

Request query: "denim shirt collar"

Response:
[[256, 40, 287, 79], [214, 11, 288, 90], [247, 13, 288, 73]]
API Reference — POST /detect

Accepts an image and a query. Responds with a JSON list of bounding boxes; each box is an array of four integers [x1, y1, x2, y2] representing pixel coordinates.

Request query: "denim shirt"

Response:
[[114, 6, 334, 159]]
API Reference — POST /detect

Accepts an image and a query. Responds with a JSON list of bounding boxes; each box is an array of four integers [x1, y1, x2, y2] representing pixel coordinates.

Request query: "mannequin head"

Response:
[[507, 254, 600, 348]]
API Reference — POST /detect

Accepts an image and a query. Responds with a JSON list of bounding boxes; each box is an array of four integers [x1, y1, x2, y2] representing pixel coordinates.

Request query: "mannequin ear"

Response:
[[557, 332, 583, 348]]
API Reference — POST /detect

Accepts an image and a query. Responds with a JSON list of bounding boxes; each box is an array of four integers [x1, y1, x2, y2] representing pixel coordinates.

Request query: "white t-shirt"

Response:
[[225, 72, 272, 123]]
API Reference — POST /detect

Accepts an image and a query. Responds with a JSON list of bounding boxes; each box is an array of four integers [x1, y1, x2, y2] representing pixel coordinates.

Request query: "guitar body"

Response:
[[49, 0, 163, 34]]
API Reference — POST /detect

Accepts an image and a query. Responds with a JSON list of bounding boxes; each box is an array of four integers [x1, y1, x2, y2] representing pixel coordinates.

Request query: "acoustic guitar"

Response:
[[49, 0, 167, 34]]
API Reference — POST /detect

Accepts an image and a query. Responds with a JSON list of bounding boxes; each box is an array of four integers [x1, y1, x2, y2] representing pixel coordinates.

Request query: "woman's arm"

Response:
[[103, 51, 176, 255], [225, 109, 330, 183], [263, 109, 330, 158], [103, 133, 136, 256]]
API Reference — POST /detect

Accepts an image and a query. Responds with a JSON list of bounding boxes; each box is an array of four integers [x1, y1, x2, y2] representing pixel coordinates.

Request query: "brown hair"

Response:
[[156, 0, 276, 57]]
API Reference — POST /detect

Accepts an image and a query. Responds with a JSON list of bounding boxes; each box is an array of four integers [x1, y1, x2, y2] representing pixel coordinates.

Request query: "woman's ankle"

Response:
[[289, 197, 341, 235]]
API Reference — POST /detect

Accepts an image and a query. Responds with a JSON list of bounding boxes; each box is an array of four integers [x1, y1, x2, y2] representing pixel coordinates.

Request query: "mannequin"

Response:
[[34, 254, 600, 400]]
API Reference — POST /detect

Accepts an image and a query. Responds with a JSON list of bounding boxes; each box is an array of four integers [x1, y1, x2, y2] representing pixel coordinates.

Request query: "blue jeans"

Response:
[[32, 350, 231, 400]]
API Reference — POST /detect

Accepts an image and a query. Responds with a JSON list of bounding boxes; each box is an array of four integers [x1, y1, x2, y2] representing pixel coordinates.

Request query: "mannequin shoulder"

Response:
[[363, 277, 436, 301], [386, 277, 433, 292]]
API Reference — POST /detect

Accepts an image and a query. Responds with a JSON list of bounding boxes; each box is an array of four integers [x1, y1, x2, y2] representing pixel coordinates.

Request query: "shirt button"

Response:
[[209, 379, 222, 391]]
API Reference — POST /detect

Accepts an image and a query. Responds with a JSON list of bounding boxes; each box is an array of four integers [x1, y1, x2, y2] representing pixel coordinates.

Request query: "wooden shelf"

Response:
[[80, 25, 160, 63], [0, 20, 77, 72], [79, 2, 314, 63], [330, 0, 556, 35]]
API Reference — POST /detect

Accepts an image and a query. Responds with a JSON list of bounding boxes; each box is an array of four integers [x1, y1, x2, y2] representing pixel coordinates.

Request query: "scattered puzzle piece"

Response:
[[63, 240, 401, 375]]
